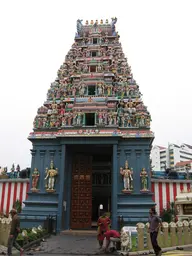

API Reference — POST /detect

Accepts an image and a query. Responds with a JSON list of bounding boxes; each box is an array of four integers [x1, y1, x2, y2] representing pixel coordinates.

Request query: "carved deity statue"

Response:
[[45, 161, 58, 191], [31, 168, 40, 191], [76, 19, 83, 37], [140, 168, 148, 191], [120, 160, 133, 191]]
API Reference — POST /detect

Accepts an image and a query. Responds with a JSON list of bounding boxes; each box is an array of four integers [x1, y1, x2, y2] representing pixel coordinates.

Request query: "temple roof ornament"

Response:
[[31, 18, 153, 138]]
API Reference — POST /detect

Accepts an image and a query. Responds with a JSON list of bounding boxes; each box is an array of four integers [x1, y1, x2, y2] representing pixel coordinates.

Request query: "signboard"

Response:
[[183, 204, 192, 215], [122, 226, 137, 249]]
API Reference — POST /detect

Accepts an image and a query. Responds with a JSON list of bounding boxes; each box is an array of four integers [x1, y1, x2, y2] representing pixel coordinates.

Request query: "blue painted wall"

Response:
[[21, 136, 154, 231]]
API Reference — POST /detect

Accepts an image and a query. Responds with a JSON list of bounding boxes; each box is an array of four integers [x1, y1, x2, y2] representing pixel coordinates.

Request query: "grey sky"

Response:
[[0, 0, 191, 169]]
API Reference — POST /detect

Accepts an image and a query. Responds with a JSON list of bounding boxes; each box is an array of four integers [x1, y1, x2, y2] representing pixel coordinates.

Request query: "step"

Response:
[[61, 229, 97, 236]]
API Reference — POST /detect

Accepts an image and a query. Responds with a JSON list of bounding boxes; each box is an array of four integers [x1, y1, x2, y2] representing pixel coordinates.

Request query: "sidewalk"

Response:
[[1, 234, 192, 256], [0, 245, 19, 255], [26, 233, 100, 255]]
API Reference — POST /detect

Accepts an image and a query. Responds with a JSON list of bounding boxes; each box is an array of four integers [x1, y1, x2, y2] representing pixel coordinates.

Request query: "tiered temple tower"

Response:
[[21, 18, 155, 231]]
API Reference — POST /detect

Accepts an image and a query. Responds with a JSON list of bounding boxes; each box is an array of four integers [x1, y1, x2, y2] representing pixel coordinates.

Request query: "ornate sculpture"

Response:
[[76, 19, 83, 37], [120, 231, 130, 252], [111, 17, 117, 35], [32, 18, 151, 134], [140, 168, 148, 191], [31, 168, 40, 191], [45, 161, 58, 191], [120, 160, 133, 192]]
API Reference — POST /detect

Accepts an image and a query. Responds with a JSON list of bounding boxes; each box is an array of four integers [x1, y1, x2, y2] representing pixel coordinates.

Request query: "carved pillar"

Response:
[[124, 149, 131, 161], [49, 150, 56, 160], [94, 112, 97, 125], [57, 145, 66, 232], [169, 222, 177, 246], [30, 149, 37, 189], [83, 113, 85, 125], [183, 220, 190, 245], [145, 223, 153, 250], [30, 149, 37, 169], [144, 149, 151, 191], [39, 150, 46, 191], [176, 221, 183, 246], [117, 148, 121, 192], [135, 149, 142, 193], [136, 223, 145, 251], [162, 222, 169, 248], [112, 144, 118, 229]]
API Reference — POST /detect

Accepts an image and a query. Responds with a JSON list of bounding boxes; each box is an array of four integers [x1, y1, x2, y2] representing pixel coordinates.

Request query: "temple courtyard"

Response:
[[1, 233, 192, 256]]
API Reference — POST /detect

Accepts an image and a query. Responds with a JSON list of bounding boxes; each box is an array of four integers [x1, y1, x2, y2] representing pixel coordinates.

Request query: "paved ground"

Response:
[[1, 234, 192, 255]]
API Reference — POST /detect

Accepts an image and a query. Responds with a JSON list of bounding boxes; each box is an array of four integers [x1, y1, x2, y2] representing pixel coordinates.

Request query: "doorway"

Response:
[[69, 145, 112, 229], [85, 113, 95, 126], [92, 153, 111, 225]]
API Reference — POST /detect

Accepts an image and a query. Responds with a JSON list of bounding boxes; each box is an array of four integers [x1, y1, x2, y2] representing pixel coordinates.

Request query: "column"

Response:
[[66, 152, 72, 229], [117, 149, 121, 192], [83, 113, 85, 125], [112, 144, 118, 229], [144, 149, 151, 191], [135, 149, 142, 193], [49, 150, 56, 160], [57, 145, 66, 232], [30, 149, 37, 190], [39, 150, 46, 191], [124, 149, 132, 167]]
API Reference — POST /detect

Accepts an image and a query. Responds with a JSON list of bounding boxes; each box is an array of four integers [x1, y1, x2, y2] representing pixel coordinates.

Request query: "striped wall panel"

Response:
[[0, 179, 191, 216], [0, 180, 30, 215], [151, 180, 191, 214]]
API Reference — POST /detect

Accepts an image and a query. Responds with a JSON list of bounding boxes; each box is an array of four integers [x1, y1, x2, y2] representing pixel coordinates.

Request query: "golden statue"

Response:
[[45, 161, 58, 191], [140, 168, 148, 191], [31, 168, 40, 191], [120, 160, 133, 191]]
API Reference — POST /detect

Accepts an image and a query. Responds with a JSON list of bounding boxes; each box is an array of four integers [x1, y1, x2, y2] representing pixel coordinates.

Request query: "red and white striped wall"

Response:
[[0, 179, 30, 215], [0, 179, 192, 216], [151, 179, 192, 215]]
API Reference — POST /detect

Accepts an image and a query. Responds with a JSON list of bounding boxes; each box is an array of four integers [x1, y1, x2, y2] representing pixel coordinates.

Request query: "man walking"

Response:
[[148, 207, 162, 256], [7, 208, 24, 256]]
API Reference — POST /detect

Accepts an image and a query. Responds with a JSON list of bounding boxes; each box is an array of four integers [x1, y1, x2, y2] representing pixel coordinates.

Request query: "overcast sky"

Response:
[[0, 0, 191, 169]]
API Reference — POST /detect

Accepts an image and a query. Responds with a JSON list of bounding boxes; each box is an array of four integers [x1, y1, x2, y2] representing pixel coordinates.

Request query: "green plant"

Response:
[[13, 199, 22, 213], [161, 201, 176, 223], [27, 232, 38, 242], [16, 233, 24, 247]]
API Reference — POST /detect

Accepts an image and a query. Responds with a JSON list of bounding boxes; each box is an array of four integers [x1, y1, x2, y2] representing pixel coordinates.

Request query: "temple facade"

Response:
[[21, 18, 155, 231]]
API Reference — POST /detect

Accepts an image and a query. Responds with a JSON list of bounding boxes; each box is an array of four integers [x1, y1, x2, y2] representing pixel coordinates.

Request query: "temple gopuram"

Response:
[[21, 18, 155, 231]]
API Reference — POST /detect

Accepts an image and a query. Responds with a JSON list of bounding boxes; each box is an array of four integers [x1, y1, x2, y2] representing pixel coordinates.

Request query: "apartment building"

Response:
[[151, 143, 192, 171]]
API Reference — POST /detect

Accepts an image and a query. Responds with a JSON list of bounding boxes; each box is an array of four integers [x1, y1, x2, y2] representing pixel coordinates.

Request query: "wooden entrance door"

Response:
[[71, 155, 92, 229]]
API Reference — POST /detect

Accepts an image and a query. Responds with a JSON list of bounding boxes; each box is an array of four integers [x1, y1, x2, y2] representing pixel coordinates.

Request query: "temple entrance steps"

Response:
[[61, 229, 97, 236]]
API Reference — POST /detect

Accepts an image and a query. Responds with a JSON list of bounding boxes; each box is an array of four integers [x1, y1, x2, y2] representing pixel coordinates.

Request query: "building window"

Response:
[[85, 113, 95, 126], [180, 151, 192, 156], [90, 66, 96, 72], [91, 51, 97, 57], [88, 85, 96, 95], [180, 155, 192, 160], [93, 38, 97, 44]]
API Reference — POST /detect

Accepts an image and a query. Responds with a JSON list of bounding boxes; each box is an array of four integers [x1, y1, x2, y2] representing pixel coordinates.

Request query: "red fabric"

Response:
[[104, 230, 120, 241], [97, 216, 111, 241]]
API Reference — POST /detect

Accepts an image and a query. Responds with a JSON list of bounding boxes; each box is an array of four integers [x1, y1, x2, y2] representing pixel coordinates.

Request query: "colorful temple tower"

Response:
[[21, 18, 155, 231]]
